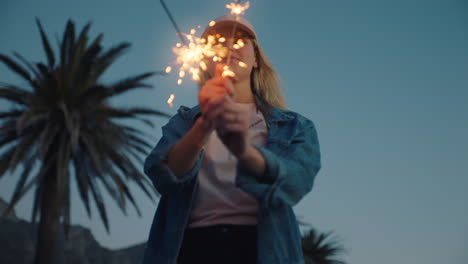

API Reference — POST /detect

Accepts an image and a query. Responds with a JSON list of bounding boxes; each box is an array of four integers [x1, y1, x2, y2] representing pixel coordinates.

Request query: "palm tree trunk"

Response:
[[34, 168, 62, 264]]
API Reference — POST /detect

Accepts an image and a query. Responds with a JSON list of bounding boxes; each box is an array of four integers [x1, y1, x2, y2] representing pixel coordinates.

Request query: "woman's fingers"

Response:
[[199, 77, 233, 112], [218, 123, 244, 133], [203, 96, 228, 120]]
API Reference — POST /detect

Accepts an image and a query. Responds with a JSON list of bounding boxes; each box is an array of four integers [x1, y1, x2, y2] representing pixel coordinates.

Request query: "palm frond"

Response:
[[85, 43, 130, 88], [0, 85, 32, 106], [12, 52, 41, 86], [3, 150, 37, 217], [61, 20, 76, 70], [0, 54, 33, 84], [8, 132, 37, 173], [0, 146, 16, 179], [16, 108, 48, 135], [58, 103, 80, 152], [98, 106, 170, 128], [0, 109, 23, 120], [302, 228, 347, 264], [100, 72, 158, 99], [38, 122, 60, 159], [0, 119, 19, 147], [87, 172, 110, 233], [35, 18, 55, 69]]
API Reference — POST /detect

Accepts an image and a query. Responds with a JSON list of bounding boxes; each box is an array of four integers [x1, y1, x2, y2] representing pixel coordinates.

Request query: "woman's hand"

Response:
[[198, 64, 234, 131], [213, 96, 250, 158]]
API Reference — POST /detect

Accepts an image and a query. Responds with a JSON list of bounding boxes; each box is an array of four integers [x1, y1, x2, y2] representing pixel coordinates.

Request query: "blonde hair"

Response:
[[198, 38, 287, 110], [250, 39, 287, 109]]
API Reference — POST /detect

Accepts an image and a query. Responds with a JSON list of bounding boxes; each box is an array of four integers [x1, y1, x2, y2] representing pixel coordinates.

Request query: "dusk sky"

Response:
[[1, 0, 467, 263]]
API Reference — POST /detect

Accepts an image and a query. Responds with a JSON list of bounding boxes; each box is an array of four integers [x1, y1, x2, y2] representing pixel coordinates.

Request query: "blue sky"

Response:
[[1, 0, 467, 263]]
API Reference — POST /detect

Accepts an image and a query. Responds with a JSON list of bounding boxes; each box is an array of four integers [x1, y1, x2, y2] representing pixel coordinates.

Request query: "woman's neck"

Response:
[[233, 77, 254, 104]]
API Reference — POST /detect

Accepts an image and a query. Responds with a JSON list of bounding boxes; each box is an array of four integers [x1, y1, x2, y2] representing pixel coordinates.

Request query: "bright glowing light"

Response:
[[200, 61, 208, 71], [163, 1, 253, 108], [226, 1, 250, 15], [222, 65, 236, 78], [167, 94, 175, 108], [171, 30, 230, 85]]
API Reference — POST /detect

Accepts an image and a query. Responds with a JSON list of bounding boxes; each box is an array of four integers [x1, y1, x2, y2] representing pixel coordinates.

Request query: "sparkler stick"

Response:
[[160, 0, 251, 107], [226, 0, 240, 66], [160, 0, 187, 45], [224, 1, 250, 76]]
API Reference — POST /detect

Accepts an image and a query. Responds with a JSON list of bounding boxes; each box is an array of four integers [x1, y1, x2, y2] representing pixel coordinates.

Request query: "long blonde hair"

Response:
[[199, 38, 287, 110], [250, 38, 287, 109]]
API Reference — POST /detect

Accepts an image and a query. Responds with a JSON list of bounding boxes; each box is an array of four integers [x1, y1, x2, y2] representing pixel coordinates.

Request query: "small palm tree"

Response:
[[0, 18, 168, 264], [302, 228, 347, 264]]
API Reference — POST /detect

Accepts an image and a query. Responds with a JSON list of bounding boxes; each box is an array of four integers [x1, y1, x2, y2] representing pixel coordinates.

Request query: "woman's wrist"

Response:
[[237, 145, 266, 177], [191, 116, 213, 147]]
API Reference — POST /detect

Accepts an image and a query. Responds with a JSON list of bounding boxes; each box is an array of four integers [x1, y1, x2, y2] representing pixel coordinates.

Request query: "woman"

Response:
[[142, 14, 321, 264]]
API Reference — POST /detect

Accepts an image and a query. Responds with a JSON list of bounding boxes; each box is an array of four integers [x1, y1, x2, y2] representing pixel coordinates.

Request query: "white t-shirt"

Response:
[[188, 103, 267, 228]]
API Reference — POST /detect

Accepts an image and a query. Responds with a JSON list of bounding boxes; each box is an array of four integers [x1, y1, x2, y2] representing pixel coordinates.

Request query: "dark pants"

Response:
[[177, 224, 257, 264]]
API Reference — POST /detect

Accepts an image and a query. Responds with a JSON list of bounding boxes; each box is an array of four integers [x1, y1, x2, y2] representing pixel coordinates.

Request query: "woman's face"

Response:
[[205, 25, 257, 81]]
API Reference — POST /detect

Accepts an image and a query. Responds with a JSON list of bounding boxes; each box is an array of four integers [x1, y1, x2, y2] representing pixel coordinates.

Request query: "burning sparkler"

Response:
[[226, 1, 250, 16], [171, 28, 229, 84], [160, 0, 251, 107]]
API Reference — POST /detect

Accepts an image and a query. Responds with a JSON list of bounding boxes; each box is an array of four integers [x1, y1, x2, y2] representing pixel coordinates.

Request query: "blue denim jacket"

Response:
[[142, 104, 321, 264]]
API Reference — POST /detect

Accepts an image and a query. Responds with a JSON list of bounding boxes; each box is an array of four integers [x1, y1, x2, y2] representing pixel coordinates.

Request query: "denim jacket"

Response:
[[142, 104, 321, 264]]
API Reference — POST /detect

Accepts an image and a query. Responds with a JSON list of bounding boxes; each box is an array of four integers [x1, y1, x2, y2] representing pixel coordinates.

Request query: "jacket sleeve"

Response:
[[144, 110, 203, 196], [235, 121, 321, 208]]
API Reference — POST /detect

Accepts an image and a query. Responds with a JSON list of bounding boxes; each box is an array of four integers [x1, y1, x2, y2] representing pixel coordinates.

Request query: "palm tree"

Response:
[[0, 18, 168, 264], [302, 228, 347, 264]]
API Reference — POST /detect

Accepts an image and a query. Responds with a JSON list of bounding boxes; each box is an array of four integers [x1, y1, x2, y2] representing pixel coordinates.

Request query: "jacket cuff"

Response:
[[236, 145, 280, 186], [151, 145, 204, 193]]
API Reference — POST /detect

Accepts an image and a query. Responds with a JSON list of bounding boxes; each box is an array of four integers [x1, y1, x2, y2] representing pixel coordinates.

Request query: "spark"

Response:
[[171, 30, 230, 84], [165, 66, 172, 73], [200, 61, 208, 71], [226, 1, 250, 15], [167, 93, 175, 107], [209, 20, 216, 27], [238, 61, 247, 68], [222, 65, 236, 78]]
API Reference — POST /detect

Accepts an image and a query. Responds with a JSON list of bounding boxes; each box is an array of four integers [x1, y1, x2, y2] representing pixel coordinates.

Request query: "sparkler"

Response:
[[171, 28, 229, 84], [160, 0, 251, 107], [224, 1, 250, 67], [226, 1, 250, 16]]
